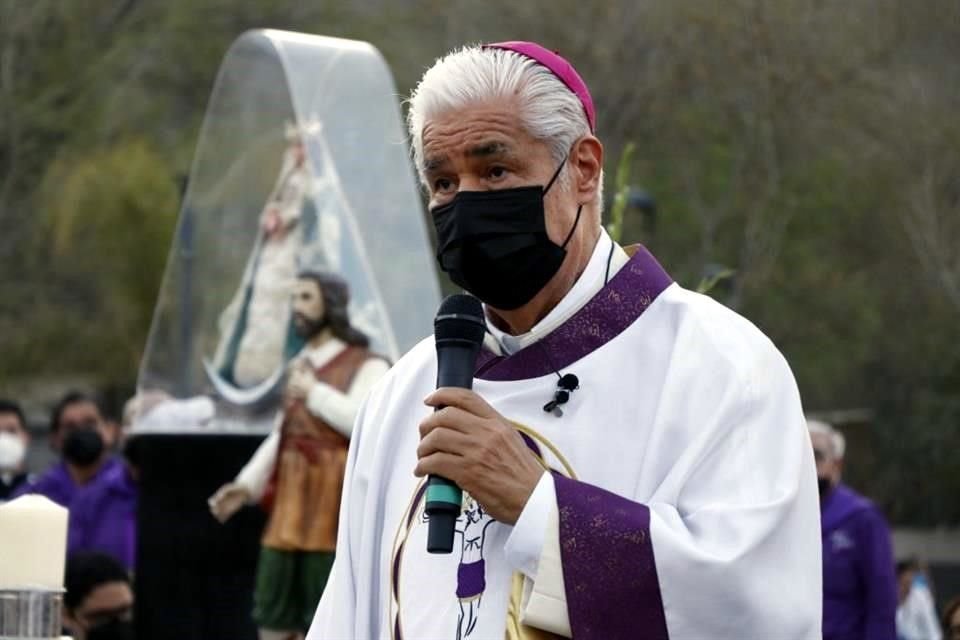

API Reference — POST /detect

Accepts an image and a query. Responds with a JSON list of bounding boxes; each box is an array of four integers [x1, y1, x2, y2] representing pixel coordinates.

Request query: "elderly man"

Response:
[[308, 42, 821, 639], [809, 419, 897, 640]]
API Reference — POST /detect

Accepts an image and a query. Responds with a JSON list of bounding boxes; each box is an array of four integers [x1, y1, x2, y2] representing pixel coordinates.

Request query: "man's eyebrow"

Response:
[[423, 141, 515, 173], [423, 154, 448, 173], [466, 141, 513, 158]]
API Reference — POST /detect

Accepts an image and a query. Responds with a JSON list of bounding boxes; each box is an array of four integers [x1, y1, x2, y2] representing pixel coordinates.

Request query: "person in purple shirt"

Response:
[[809, 418, 898, 640], [13, 391, 123, 506], [67, 438, 139, 571]]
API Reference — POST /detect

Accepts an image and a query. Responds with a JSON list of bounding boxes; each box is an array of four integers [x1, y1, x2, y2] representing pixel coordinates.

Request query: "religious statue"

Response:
[[208, 270, 389, 640], [209, 123, 317, 397]]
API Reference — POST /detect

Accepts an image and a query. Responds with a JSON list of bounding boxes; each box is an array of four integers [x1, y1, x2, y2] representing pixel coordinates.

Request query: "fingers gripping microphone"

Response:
[[427, 294, 486, 554]]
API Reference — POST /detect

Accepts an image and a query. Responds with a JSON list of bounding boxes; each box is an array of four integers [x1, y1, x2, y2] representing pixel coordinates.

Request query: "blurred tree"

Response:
[[28, 139, 177, 382]]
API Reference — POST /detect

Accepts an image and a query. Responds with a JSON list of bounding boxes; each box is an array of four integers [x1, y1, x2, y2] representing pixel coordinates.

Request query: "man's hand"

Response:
[[415, 387, 544, 525], [287, 364, 315, 399], [208, 482, 251, 523]]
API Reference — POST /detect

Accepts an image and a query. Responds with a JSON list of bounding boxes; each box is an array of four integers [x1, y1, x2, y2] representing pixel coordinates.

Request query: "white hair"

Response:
[[406, 45, 601, 203], [807, 418, 846, 459]]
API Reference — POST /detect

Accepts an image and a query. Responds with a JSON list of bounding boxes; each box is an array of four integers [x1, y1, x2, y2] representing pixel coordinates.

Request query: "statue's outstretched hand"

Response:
[[208, 482, 251, 523]]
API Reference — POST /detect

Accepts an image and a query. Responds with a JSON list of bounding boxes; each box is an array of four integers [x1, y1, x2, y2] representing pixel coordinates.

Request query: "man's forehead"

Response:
[[82, 581, 133, 611], [63, 401, 101, 419], [0, 412, 23, 429], [294, 279, 321, 294], [421, 103, 535, 163]]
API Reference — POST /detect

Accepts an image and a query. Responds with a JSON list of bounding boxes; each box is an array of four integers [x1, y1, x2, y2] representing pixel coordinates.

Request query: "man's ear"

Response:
[[571, 135, 603, 204]]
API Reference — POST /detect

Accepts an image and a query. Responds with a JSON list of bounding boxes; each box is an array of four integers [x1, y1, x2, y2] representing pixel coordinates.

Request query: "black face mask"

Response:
[[87, 618, 135, 640], [63, 428, 104, 467], [432, 160, 582, 310], [817, 476, 833, 499]]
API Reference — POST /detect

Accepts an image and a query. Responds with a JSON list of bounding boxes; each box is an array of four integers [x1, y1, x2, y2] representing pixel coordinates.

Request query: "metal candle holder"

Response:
[[0, 589, 63, 639]]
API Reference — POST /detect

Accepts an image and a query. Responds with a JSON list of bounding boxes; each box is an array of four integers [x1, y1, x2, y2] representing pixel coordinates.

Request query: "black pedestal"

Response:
[[134, 433, 266, 640]]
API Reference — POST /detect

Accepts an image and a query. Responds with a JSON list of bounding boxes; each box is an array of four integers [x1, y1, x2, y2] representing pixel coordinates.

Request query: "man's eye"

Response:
[[433, 178, 452, 192], [489, 167, 506, 179]]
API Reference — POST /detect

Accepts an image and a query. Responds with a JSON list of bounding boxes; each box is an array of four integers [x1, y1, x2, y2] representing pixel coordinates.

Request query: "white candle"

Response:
[[0, 495, 69, 589]]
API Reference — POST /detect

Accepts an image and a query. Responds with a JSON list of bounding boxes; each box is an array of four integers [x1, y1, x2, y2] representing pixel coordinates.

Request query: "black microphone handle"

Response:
[[426, 342, 480, 553], [435, 343, 479, 389]]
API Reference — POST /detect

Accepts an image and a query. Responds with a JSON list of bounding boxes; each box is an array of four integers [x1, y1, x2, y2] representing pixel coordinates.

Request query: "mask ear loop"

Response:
[[542, 155, 568, 195], [543, 155, 583, 251], [560, 204, 583, 250]]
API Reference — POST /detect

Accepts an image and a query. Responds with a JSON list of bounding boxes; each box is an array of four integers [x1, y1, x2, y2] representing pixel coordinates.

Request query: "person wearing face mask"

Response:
[[307, 42, 821, 640], [13, 391, 122, 507], [64, 551, 135, 640], [897, 558, 943, 640], [809, 418, 897, 640], [208, 270, 389, 640], [66, 408, 142, 572], [0, 398, 33, 501]]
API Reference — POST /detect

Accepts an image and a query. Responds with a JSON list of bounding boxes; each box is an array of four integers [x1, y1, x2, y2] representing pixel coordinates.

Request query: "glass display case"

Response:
[[134, 30, 440, 434]]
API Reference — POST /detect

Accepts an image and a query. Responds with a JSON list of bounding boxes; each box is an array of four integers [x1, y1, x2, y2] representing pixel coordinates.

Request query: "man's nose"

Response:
[[457, 176, 485, 192]]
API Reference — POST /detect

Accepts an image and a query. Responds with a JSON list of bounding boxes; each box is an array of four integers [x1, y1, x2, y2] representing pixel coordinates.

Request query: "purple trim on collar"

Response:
[[554, 474, 669, 640], [475, 245, 672, 381]]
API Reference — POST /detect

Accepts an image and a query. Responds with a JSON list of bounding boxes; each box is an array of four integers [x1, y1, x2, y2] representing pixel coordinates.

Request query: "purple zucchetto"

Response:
[[483, 40, 596, 132]]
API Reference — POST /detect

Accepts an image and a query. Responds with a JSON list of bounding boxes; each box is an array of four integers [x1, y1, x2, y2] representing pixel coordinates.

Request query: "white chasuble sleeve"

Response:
[[511, 477, 572, 638], [505, 470, 555, 579], [547, 346, 821, 640]]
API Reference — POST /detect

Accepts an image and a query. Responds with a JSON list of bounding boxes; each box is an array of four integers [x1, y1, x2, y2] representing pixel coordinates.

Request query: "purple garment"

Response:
[[472, 246, 674, 638], [821, 483, 897, 640], [12, 457, 123, 507], [67, 462, 138, 571], [475, 245, 673, 381], [553, 474, 668, 640], [455, 559, 486, 599]]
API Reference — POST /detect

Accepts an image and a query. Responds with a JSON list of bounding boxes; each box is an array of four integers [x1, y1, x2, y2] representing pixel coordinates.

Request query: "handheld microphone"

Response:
[[426, 294, 486, 554]]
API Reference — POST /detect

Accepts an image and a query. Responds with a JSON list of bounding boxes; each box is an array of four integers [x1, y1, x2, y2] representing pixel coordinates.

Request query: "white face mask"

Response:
[[0, 432, 26, 472]]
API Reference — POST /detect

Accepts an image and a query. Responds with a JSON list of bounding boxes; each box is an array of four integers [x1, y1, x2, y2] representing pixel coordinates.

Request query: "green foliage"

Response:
[[24, 139, 177, 383], [694, 268, 736, 296], [605, 142, 635, 244]]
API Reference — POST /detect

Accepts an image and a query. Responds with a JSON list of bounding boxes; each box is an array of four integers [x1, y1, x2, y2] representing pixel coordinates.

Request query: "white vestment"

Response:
[[306, 237, 822, 640]]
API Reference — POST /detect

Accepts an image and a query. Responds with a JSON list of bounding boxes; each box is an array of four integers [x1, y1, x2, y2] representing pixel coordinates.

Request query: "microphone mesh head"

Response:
[[434, 294, 485, 345]]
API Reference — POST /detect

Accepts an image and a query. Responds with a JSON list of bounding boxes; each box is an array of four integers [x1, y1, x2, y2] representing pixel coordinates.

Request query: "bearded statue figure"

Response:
[[208, 270, 389, 640]]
